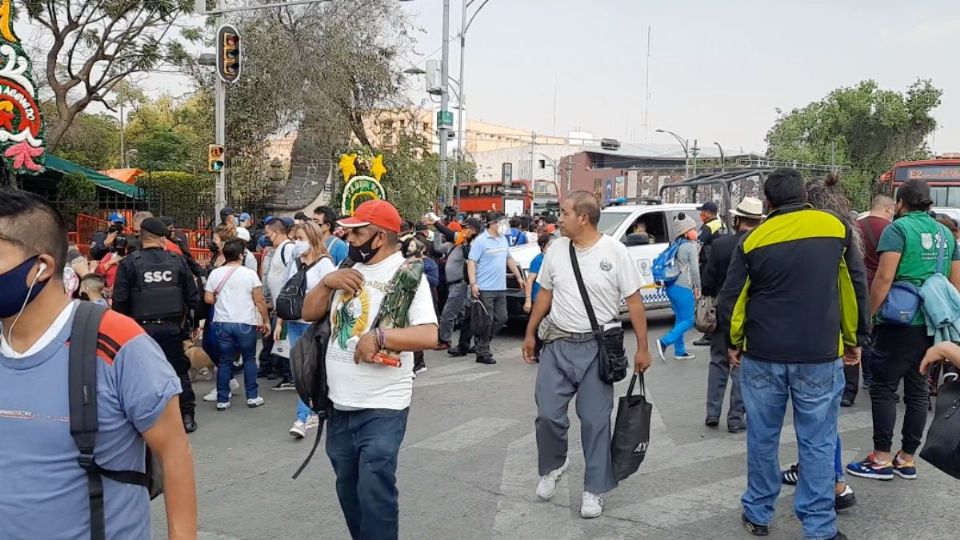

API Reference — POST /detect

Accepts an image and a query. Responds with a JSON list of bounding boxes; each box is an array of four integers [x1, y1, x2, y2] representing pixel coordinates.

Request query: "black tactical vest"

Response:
[[131, 251, 185, 320]]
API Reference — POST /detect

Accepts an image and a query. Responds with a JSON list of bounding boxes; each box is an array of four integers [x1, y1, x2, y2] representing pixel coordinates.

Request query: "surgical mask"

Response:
[[497, 219, 510, 236], [348, 234, 380, 264], [0, 256, 47, 319], [293, 240, 310, 258]]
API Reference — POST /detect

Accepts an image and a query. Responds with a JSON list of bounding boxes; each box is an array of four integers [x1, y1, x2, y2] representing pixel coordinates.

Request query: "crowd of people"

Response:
[[2, 166, 959, 539]]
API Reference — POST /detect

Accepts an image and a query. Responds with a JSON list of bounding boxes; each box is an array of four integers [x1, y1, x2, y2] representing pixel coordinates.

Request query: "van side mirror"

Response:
[[624, 233, 650, 246]]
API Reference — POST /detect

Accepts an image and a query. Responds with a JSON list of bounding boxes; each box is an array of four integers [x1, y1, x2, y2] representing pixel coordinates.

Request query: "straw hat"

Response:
[[729, 197, 765, 219]]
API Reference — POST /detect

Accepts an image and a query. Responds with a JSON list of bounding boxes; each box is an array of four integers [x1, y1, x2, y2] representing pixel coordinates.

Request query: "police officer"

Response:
[[89, 212, 129, 261], [113, 217, 201, 432]]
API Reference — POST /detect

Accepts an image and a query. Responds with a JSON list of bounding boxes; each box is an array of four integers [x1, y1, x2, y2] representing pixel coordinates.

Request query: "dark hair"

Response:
[[265, 218, 289, 235], [0, 188, 68, 274], [805, 176, 851, 219], [313, 206, 339, 228], [222, 238, 246, 262], [566, 191, 601, 226], [484, 211, 501, 225], [294, 211, 309, 221], [509, 217, 520, 228], [527, 222, 538, 232], [544, 214, 557, 224], [937, 215, 959, 234], [537, 232, 554, 251], [896, 179, 933, 211], [763, 168, 806, 208]]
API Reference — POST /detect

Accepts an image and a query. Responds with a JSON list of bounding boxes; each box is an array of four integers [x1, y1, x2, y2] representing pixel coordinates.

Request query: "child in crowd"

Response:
[[79, 273, 109, 306]]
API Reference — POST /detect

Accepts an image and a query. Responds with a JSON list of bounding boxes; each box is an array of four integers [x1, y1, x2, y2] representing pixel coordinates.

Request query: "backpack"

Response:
[[70, 302, 163, 540], [275, 257, 326, 321], [651, 240, 685, 286]]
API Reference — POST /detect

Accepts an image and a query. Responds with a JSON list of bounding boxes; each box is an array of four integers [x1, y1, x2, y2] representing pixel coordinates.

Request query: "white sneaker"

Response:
[[216, 402, 231, 411], [289, 420, 306, 439], [580, 491, 603, 519], [305, 415, 320, 430], [202, 378, 240, 402], [655, 339, 666, 363], [535, 457, 570, 501], [247, 396, 265, 408]]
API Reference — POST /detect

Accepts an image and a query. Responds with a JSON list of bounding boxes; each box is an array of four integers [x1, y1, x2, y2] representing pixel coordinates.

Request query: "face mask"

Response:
[[685, 230, 698, 241], [497, 220, 510, 236], [210, 242, 219, 254], [0, 256, 47, 319], [293, 240, 310, 258], [348, 233, 380, 264]]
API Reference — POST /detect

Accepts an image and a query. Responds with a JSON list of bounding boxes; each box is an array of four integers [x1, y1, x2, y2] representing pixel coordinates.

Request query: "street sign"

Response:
[[437, 110, 454, 129], [502, 162, 513, 185], [503, 188, 524, 196]]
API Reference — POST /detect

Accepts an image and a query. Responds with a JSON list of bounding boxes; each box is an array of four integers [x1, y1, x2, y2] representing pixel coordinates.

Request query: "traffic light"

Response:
[[208, 144, 224, 172], [216, 24, 241, 83]]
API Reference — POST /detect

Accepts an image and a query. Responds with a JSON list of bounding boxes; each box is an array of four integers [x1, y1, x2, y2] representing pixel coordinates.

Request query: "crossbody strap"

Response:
[[936, 225, 948, 275], [214, 265, 241, 295], [568, 241, 602, 338]]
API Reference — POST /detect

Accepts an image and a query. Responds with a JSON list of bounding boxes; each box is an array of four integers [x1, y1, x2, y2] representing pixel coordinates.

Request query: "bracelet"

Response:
[[377, 328, 386, 350]]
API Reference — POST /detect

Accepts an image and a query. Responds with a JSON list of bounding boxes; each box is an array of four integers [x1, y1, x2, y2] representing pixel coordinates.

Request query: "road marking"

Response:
[[423, 362, 483, 376], [415, 371, 500, 388], [198, 531, 243, 540], [492, 432, 583, 539], [410, 417, 519, 452]]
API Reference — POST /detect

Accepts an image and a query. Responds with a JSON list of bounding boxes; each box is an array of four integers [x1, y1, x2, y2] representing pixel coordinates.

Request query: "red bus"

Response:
[[879, 158, 960, 207], [456, 179, 559, 216]]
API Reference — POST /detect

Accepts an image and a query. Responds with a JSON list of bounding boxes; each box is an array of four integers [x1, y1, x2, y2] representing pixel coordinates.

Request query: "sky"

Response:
[[396, 0, 960, 155], [16, 0, 960, 157]]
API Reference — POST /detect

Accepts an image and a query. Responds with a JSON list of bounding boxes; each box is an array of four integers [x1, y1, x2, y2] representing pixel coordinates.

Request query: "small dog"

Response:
[[184, 340, 214, 381]]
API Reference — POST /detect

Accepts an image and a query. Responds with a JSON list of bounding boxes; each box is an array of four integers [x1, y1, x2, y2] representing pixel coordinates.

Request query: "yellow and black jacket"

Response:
[[717, 204, 870, 363]]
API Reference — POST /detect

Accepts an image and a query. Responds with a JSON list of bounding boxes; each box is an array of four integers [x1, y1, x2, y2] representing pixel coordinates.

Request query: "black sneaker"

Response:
[[467, 345, 477, 354], [780, 463, 799, 486], [728, 422, 746, 433], [447, 347, 468, 357], [705, 417, 720, 427], [182, 412, 197, 433], [693, 336, 712, 347], [840, 396, 854, 407], [476, 356, 497, 365], [741, 513, 769, 536], [828, 533, 848, 540], [266, 372, 279, 381], [835, 483, 856, 511], [272, 379, 295, 391], [413, 361, 427, 375]]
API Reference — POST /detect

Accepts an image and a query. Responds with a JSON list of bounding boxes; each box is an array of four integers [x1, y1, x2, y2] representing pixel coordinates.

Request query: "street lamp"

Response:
[[714, 142, 725, 172], [655, 128, 690, 177], [455, 0, 494, 193]]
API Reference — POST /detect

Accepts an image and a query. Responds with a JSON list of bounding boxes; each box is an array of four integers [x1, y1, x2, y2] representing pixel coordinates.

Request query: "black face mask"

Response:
[[210, 242, 219, 255], [348, 234, 381, 264]]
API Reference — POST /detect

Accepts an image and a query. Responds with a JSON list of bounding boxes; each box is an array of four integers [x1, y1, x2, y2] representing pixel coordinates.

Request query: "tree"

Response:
[[123, 92, 212, 173], [21, 0, 198, 151], [42, 104, 120, 169], [766, 79, 943, 207]]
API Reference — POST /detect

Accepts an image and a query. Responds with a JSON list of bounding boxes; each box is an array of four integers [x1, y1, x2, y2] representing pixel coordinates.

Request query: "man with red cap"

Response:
[[303, 199, 438, 540]]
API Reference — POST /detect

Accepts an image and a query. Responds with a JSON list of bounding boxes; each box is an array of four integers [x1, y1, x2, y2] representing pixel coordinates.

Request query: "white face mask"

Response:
[[497, 219, 510, 236], [293, 240, 310, 258]]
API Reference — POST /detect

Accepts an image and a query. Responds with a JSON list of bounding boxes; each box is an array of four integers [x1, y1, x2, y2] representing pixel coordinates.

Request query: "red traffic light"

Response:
[[216, 25, 242, 83]]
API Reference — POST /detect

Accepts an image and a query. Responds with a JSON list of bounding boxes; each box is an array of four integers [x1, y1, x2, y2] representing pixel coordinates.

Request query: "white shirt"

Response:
[[326, 252, 438, 410], [265, 241, 294, 304], [205, 265, 263, 325], [537, 235, 641, 333], [1, 301, 77, 358]]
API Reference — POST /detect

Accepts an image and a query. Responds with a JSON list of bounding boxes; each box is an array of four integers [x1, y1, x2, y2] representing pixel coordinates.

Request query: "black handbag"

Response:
[[611, 373, 653, 480], [919, 379, 960, 479], [569, 242, 628, 384]]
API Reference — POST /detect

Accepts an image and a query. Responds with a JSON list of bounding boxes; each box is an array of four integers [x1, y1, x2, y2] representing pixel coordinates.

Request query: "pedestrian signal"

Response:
[[208, 145, 225, 172]]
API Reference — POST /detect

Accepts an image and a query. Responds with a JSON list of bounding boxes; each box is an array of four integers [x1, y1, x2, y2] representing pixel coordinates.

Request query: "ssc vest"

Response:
[[131, 251, 185, 320]]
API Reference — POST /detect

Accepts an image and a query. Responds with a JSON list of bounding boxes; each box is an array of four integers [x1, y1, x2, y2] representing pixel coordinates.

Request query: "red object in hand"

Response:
[[372, 352, 401, 367]]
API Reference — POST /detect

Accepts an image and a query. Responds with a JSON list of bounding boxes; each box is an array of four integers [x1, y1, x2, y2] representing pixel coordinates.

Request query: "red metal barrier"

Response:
[[76, 214, 110, 247]]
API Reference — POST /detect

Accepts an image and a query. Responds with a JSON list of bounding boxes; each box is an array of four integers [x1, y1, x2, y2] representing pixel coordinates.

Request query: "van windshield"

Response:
[[598, 212, 630, 236]]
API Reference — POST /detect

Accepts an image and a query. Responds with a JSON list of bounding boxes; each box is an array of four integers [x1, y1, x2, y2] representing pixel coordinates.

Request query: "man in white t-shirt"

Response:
[[303, 200, 437, 540], [522, 191, 652, 519], [261, 216, 296, 386]]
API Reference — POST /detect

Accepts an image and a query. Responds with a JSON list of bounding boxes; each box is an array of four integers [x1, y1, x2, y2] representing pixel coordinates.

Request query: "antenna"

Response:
[[643, 25, 652, 142]]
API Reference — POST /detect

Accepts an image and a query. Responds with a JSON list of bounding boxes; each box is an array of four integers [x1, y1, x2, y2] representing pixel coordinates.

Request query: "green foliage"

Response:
[[55, 172, 98, 225], [138, 171, 214, 227], [42, 106, 121, 170], [766, 79, 943, 209], [125, 92, 213, 174]]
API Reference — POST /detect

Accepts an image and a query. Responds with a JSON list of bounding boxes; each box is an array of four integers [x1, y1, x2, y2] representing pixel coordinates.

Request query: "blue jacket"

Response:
[[920, 273, 960, 343]]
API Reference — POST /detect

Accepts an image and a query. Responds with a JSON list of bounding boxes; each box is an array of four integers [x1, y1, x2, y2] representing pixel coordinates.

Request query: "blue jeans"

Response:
[[661, 284, 695, 355], [286, 321, 313, 423], [326, 407, 409, 540], [214, 322, 259, 402], [740, 357, 843, 540]]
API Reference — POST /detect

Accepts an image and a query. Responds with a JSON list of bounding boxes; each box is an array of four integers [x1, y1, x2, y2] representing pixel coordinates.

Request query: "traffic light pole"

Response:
[[215, 72, 226, 223]]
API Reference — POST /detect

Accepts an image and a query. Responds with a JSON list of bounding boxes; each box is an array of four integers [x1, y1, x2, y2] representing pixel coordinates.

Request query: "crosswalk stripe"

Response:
[[409, 417, 519, 452], [415, 371, 500, 388], [424, 362, 482, 376], [608, 475, 770, 527]]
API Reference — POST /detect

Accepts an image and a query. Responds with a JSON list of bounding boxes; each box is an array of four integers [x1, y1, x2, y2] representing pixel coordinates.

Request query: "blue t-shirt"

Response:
[[509, 228, 527, 246], [469, 230, 511, 291], [0, 303, 180, 539], [529, 253, 545, 301], [326, 236, 349, 266]]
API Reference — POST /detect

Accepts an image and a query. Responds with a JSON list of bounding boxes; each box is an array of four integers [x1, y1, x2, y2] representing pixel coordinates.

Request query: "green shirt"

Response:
[[877, 211, 959, 325]]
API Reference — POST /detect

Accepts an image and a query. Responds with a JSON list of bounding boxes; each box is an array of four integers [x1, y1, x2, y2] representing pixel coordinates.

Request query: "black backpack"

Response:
[[275, 257, 327, 321], [70, 301, 163, 540]]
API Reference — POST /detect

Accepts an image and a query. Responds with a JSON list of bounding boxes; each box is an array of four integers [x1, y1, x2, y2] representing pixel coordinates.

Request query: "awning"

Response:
[[45, 155, 142, 199], [99, 168, 144, 184]]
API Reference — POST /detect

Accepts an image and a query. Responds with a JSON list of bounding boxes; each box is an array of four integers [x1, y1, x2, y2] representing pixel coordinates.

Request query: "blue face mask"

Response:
[[0, 256, 47, 318]]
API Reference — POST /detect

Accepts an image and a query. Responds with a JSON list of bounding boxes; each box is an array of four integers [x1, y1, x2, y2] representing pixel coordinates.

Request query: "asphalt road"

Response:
[[152, 312, 960, 540]]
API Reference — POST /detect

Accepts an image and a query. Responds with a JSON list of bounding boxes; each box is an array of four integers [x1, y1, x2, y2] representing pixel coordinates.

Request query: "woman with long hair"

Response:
[[780, 173, 862, 511], [278, 221, 337, 438]]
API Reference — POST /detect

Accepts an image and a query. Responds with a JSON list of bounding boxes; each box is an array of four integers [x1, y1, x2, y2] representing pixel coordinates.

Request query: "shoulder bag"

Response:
[[569, 241, 628, 384], [879, 223, 945, 325], [920, 378, 960, 479]]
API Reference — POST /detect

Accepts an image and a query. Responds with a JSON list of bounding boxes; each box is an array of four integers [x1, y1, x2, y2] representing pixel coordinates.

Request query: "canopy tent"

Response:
[[43, 155, 142, 199]]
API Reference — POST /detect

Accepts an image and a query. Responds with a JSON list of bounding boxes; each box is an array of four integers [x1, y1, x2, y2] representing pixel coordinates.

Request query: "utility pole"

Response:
[[119, 104, 126, 168], [530, 131, 536, 213], [215, 62, 226, 221], [439, 0, 452, 203], [454, 0, 467, 195], [691, 139, 700, 175], [714, 142, 725, 172]]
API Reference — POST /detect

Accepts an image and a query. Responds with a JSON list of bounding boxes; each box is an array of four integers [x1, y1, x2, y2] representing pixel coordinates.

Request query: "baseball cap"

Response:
[[267, 216, 295, 228], [239, 212, 251, 222], [264, 215, 274, 224], [463, 217, 483, 233], [236, 227, 251, 241], [107, 212, 126, 224], [220, 207, 235, 218], [697, 201, 719, 213], [338, 200, 402, 234], [140, 217, 169, 237]]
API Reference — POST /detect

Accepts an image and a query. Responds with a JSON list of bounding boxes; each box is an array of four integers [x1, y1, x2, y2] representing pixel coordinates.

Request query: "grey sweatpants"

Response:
[[535, 336, 617, 494], [705, 326, 744, 424]]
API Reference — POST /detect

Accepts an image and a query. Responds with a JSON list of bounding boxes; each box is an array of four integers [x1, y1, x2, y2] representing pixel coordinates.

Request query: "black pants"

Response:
[[144, 322, 195, 414], [843, 342, 873, 401], [258, 315, 291, 379], [869, 325, 932, 454], [474, 292, 508, 360]]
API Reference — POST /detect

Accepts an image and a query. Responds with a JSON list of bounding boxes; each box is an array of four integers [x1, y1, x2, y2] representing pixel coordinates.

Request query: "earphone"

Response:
[[37, 262, 47, 276]]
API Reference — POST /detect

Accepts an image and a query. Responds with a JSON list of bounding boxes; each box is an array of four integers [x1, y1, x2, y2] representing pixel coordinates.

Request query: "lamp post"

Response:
[[456, 0, 494, 190], [438, 0, 452, 203], [714, 142, 725, 172], [655, 128, 690, 177]]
